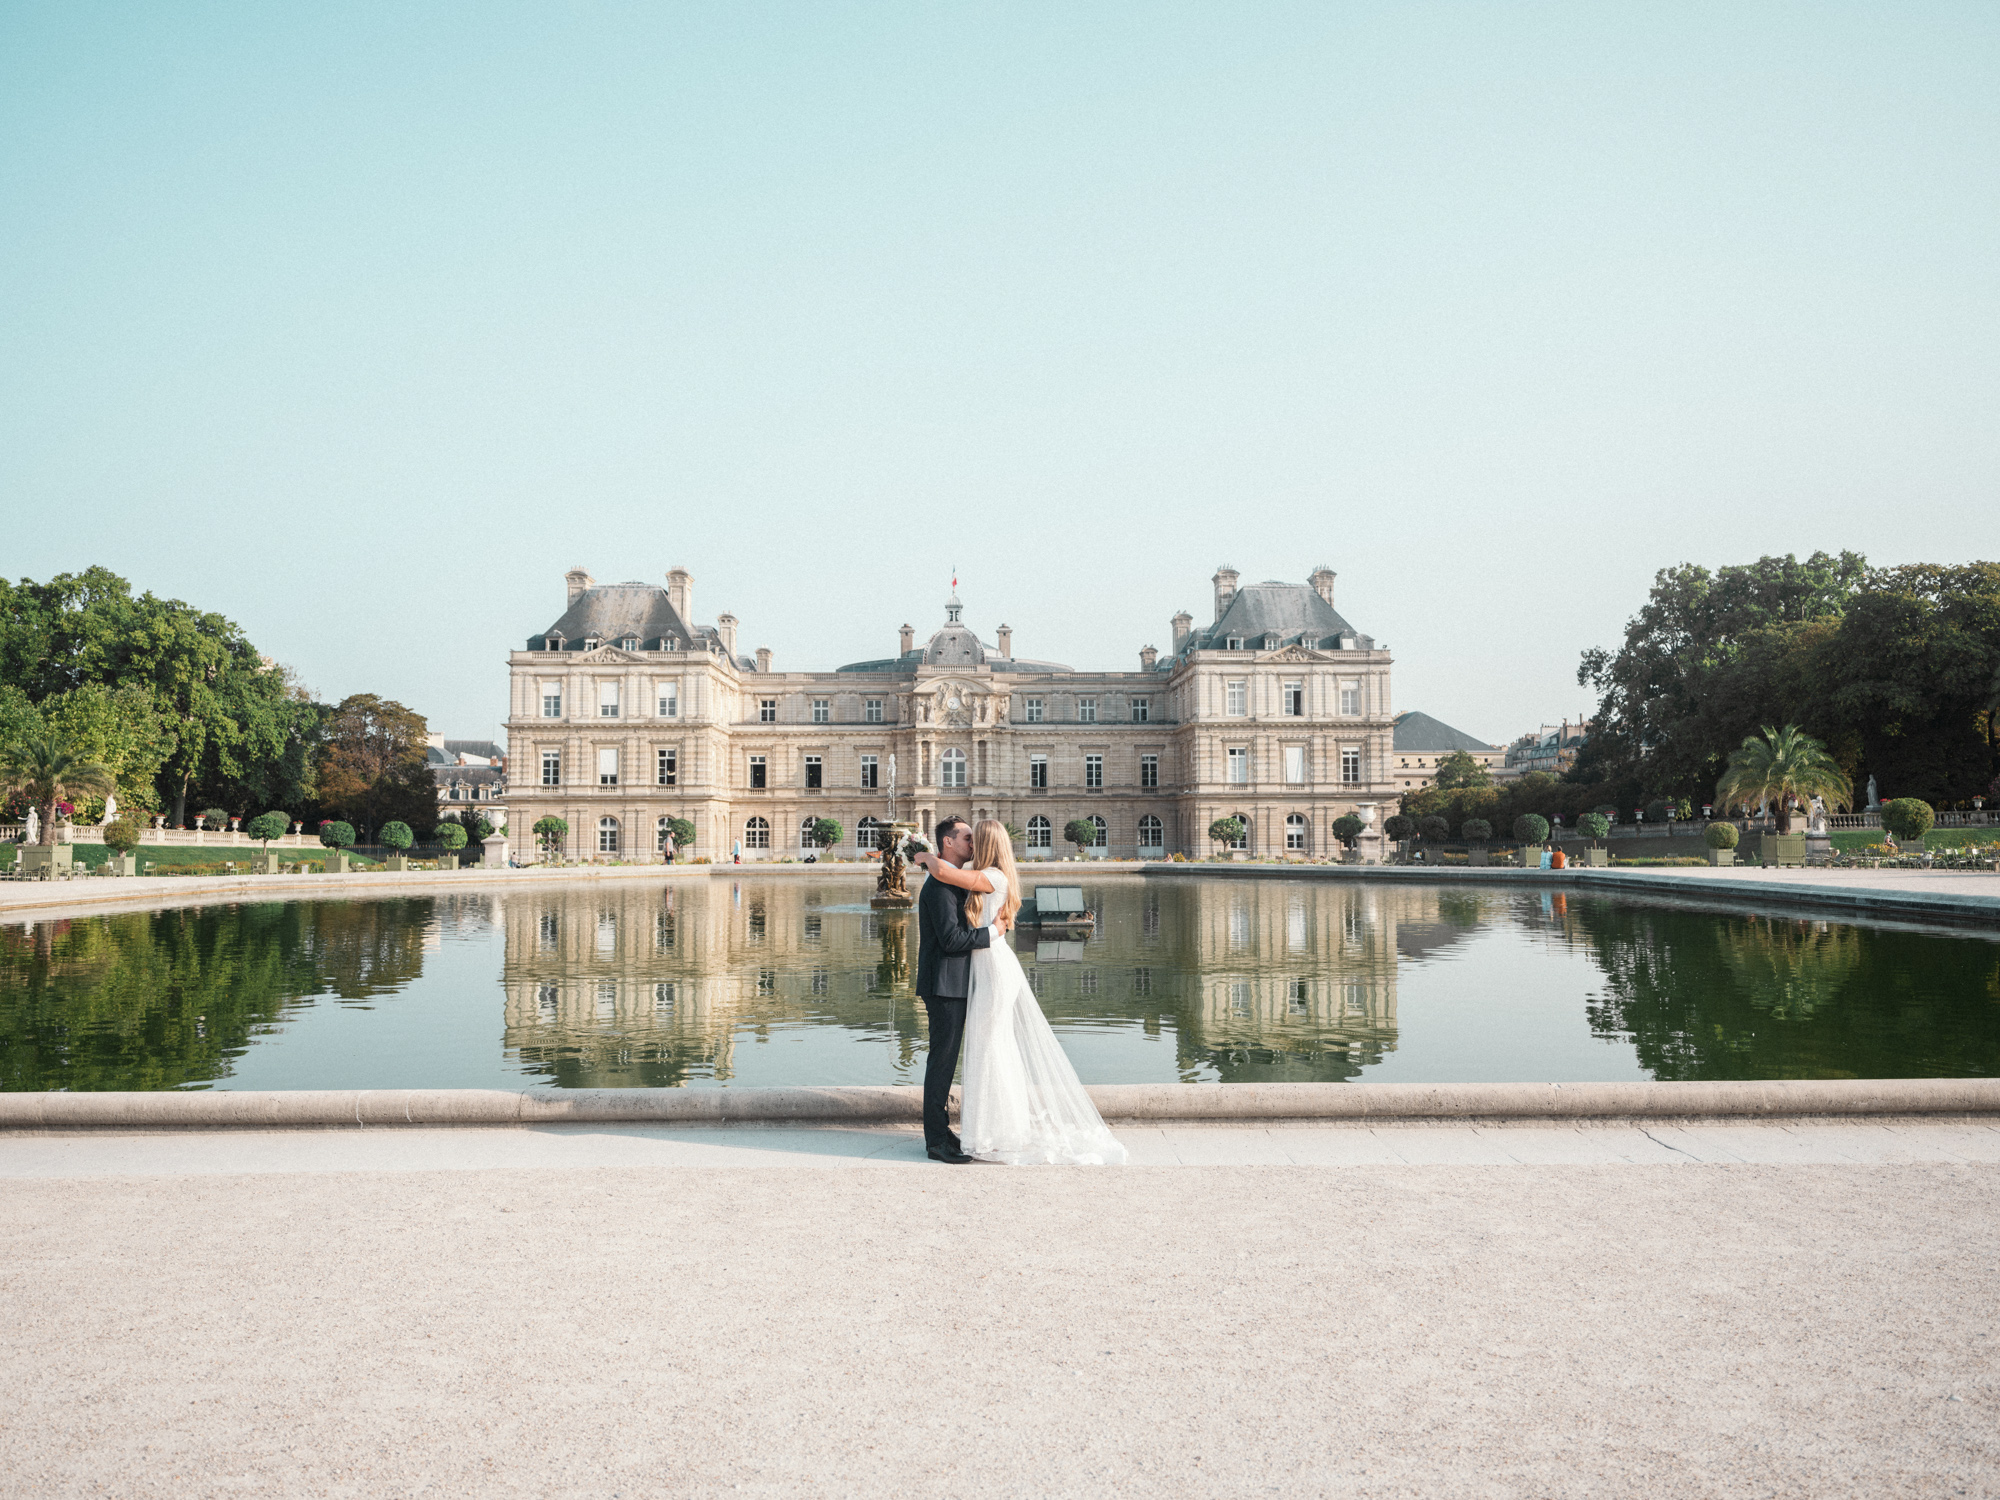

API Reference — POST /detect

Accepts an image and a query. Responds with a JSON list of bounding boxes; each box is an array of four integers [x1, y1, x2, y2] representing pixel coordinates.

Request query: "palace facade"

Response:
[[504, 563, 1397, 861]]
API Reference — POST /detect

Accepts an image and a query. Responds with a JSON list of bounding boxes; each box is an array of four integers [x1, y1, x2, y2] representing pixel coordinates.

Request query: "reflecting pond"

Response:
[[4, 876, 1998, 1091]]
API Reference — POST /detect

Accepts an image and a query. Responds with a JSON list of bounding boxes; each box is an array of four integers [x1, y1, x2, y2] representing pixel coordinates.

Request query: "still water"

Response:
[[4, 876, 1998, 1091]]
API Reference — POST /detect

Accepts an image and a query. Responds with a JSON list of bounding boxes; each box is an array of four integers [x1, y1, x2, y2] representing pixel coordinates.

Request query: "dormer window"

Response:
[[619, 636, 638, 651], [583, 635, 601, 651], [1226, 637, 1244, 650], [545, 634, 564, 651]]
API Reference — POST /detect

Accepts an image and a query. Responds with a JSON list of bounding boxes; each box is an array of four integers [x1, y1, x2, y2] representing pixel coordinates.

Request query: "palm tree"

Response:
[[1713, 725, 1852, 834], [0, 732, 117, 846]]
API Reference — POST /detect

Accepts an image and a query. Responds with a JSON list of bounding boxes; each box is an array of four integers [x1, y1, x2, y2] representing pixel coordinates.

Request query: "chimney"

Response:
[[1139, 645, 1158, 671], [717, 612, 738, 658], [1211, 566, 1239, 623], [666, 566, 692, 623], [565, 567, 594, 606], [755, 646, 771, 674], [995, 624, 1012, 658], [1309, 566, 1336, 607], [1171, 610, 1193, 652], [899, 623, 915, 655]]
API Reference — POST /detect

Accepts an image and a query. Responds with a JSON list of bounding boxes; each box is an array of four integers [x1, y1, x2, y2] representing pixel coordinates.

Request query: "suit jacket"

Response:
[[914, 864, 991, 1000]]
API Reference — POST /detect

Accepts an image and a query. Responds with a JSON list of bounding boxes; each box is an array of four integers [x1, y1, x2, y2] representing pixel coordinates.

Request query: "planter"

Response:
[[322, 851, 351, 874], [1468, 848, 1489, 867], [1707, 849, 1735, 867], [439, 854, 459, 871], [107, 853, 137, 877], [1582, 848, 1610, 867], [18, 845, 74, 880], [1754, 833, 1808, 869], [253, 850, 282, 874], [385, 853, 409, 872]]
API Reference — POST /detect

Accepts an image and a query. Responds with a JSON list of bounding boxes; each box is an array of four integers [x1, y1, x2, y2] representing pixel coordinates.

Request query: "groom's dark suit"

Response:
[[914, 862, 992, 1151]]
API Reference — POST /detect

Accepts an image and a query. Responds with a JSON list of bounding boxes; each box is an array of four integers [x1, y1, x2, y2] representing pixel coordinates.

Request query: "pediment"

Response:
[[1257, 644, 1334, 663], [578, 646, 649, 664]]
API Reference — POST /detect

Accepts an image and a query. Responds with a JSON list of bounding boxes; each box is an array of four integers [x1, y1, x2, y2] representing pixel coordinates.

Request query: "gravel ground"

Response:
[[3, 1162, 1996, 1498]]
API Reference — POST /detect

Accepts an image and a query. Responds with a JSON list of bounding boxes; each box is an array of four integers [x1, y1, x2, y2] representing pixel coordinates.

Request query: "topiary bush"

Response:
[[1881, 798, 1935, 843], [435, 821, 468, 852], [380, 821, 414, 852], [1512, 813, 1550, 845], [201, 807, 231, 828], [1461, 818, 1492, 843], [318, 821, 355, 850], [1418, 815, 1449, 842], [810, 817, 844, 856], [1705, 822, 1739, 850], [1644, 798, 1672, 824], [664, 817, 696, 849], [1208, 816, 1244, 851], [246, 811, 288, 847], [1331, 813, 1364, 847], [1383, 813, 1415, 842], [101, 817, 141, 854], [1578, 812, 1611, 845], [1064, 818, 1099, 856]]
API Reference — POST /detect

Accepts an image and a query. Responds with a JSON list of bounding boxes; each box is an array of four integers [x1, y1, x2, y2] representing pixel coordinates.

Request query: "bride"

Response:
[[917, 820, 1127, 1165]]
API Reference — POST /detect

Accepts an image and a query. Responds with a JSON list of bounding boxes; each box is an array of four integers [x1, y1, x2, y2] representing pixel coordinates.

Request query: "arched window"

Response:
[[1138, 814, 1164, 850], [1286, 813, 1308, 851], [800, 815, 819, 849], [1227, 816, 1249, 851], [939, 747, 966, 788], [855, 816, 883, 851], [597, 816, 620, 854], [656, 816, 674, 851], [1088, 815, 1107, 850], [745, 816, 770, 849], [1026, 815, 1052, 850]]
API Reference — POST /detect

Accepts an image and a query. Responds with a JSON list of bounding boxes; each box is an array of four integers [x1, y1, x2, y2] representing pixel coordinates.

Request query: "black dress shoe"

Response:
[[927, 1146, 974, 1164]]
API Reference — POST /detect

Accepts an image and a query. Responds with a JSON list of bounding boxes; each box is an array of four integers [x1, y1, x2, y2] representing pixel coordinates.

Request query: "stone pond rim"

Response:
[[3, 1078, 1997, 1130]]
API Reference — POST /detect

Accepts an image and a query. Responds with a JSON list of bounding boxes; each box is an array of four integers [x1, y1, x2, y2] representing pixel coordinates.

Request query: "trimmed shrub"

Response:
[[810, 817, 844, 854], [664, 817, 696, 848], [380, 821, 414, 852], [201, 807, 231, 827], [1461, 818, 1492, 843], [1382, 813, 1415, 842], [1512, 813, 1550, 845], [435, 822, 469, 852], [318, 821, 356, 850], [1881, 798, 1935, 843], [1578, 812, 1611, 844], [101, 817, 141, 854], [1704, 822, 1740, 850], [246, 811, 288, 846], [1643, 798, 1672, 824], [1331, 814, 1365, 847], [1207, 816, 1244, 849], [1064, 818, 1099, 855], [1418, 815, 1449, 841], [532, 815, 568, 854]]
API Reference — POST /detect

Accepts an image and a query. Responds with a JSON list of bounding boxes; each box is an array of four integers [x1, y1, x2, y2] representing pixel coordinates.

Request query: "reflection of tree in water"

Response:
[[0, 898, 436, 1091], [1574, 901, 2000, 1080]]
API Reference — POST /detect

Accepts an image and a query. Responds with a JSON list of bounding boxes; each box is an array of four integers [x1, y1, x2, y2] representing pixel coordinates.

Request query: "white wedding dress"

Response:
[[960, 871, 1127, 1166]]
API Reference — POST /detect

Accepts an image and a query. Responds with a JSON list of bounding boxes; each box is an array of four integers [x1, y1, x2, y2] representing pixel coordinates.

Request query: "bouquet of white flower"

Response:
[[898, 832, 932, 860]]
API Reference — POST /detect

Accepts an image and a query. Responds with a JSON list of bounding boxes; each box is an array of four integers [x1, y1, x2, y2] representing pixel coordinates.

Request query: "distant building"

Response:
[[429, 735, 508, 829], [1391, 712, 1504, 792], [1500, 718, 1592, 780]]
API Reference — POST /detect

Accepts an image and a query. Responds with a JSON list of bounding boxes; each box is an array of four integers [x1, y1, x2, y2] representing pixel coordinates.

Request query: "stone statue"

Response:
[[872, 825, 916, 909], [1807, 796, 1829, 835], [1866, 774, 1879, 810], [25, 807, 40, 843], [99, 793, 117, 826]]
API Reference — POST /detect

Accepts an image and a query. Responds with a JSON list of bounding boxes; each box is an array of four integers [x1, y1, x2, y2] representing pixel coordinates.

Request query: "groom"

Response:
[[913, 815, 998, 1165]]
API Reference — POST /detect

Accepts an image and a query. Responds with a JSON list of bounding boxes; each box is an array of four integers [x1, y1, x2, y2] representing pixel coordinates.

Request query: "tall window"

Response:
[[749, 755, 767, 789], [744, 816, 769, 850], [856, 816, 883, 851], [860, 755, 878, 789], [1130, 697, 1149, 723], [1138, 814, 1163, 849], [1025, 697, 1044, 724], [1029, 754, 1048, 789], [805, 755, 822, 789], [1140, 754, 1159, 788], [865, 698, 883, 724], [540, 683, 562, 718], [1225, 681, 1247, 716], [940, 748, 966, 788], [1085, 754, 1103, 789], [597, 748, 619, 786], [657, 682, 678, 718], [541, 751, 561, 786], [799, 816, 818, 850], [1226, 820, 1248, 851], [1340, 680, 1360, 716], [1284, 745, 1306, 784], [657, 748, 676, 786], [1283, 682, 1304, 716], [598, 681, 620, 718], [1341, 747, 1362, 784], [1286, 813, 1307, 851], [759, 699, 776, 723], [597, 816, 620, 853], [1078, 697, 1097, 723], [812, 699, 829, 724], [1088, 815, 1107, 849], [1027, 815, 1052, 850], [1228, 747, 1249, 785], [656, 817, 675, 852]]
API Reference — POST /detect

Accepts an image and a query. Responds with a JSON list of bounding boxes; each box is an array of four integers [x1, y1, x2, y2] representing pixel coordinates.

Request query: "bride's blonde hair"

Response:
[[964, 819, 1022, 929]]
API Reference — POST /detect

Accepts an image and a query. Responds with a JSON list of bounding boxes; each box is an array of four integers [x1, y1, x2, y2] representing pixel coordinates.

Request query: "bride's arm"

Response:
[[913, 854, 995, 893]]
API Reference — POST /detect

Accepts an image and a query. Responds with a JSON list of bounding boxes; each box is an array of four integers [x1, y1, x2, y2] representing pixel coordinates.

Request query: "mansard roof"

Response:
[[1393, 711, 1498, 754], [531, 581, 754, 668], [1184, 580, 1371, 654], [837, 591, 1074, 674]]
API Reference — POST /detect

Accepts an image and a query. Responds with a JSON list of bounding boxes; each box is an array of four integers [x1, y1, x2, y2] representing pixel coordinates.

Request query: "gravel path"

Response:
[[3, 1154, 1995, 1497]]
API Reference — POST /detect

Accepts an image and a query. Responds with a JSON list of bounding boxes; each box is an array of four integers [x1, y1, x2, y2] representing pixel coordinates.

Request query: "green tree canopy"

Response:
[[0, 730, 116, 845], [663, 817, 695, 848], [1207, 816, 1244, 850], [379, 820, 414, 852], [809, 817, 844, 854], [1512, 813, 1550, 845], [1714, 725, 1852, 835], [434, 821, 468, 852], [317, 821, 356, 850], [1880, 798, 1935, 843], [101, 817, 142, 855], [246, 811, 288, 846], [1461, 818, 1492, 842], [533, 815, 569, 855], [1331, 813, 1365, 846], [316, 695, 434, 836], [1433, 751, 1493, 790], [1382, 813, 1415, 842], [1063, 817, 1098, 854]]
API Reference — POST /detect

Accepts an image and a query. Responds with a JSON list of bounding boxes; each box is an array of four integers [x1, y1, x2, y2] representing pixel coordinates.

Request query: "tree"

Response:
[[663, 816, 695, 850], [318, 821, 355, 850], [1578, 812, 1611, 846], [533, 815, 569, 858], [1461, 818, 1492, 843], [1418, 815, 1448, 842], [246, 811, 288, 847], [1383, 813, 1415, 842], [1331, 813, 1364, 847], [380, 821, 414, 853], [809, 817, 844, 857], [1513, 813, 1550, 845], [1433, 751, 1492, 790], [0, 731, 115, 845], [101, 817, 141, 855], [435, 821, 468, 853], [1207, 816, 1244, 852], [315, 695, 434, 839], [1704, 822, 1739, 850], [201, 806, 231, 829], [1880, 798, 1935, 844], [1064, 817, 1098, 857], [1714, 725, 1852, 834]]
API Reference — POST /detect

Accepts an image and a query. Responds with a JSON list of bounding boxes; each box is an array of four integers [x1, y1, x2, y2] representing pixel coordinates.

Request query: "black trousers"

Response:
[[920, 995, 968, 1149]]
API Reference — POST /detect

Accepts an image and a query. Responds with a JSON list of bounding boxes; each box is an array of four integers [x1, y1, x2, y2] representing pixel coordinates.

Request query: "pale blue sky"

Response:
[[4, 3, 1995, 744]]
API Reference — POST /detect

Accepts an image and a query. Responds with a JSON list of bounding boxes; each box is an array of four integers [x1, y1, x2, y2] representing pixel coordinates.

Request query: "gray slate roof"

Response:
[[1393, 711, 1499, 755], [1181, 581, 1372, 660], [532, 582, 754, 669]]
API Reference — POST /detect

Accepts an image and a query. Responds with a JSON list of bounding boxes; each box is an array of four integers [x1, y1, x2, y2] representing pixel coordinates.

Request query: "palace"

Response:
[[504, 563, 1397, 861]]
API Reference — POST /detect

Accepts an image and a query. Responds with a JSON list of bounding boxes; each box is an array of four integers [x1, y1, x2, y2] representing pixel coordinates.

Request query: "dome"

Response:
[[924, 591, 985, 666]]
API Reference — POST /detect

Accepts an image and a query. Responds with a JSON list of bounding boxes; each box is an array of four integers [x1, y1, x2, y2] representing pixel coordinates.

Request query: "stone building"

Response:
[[504, 563, 1397, 861], [1389, 711, 1504, 792]]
